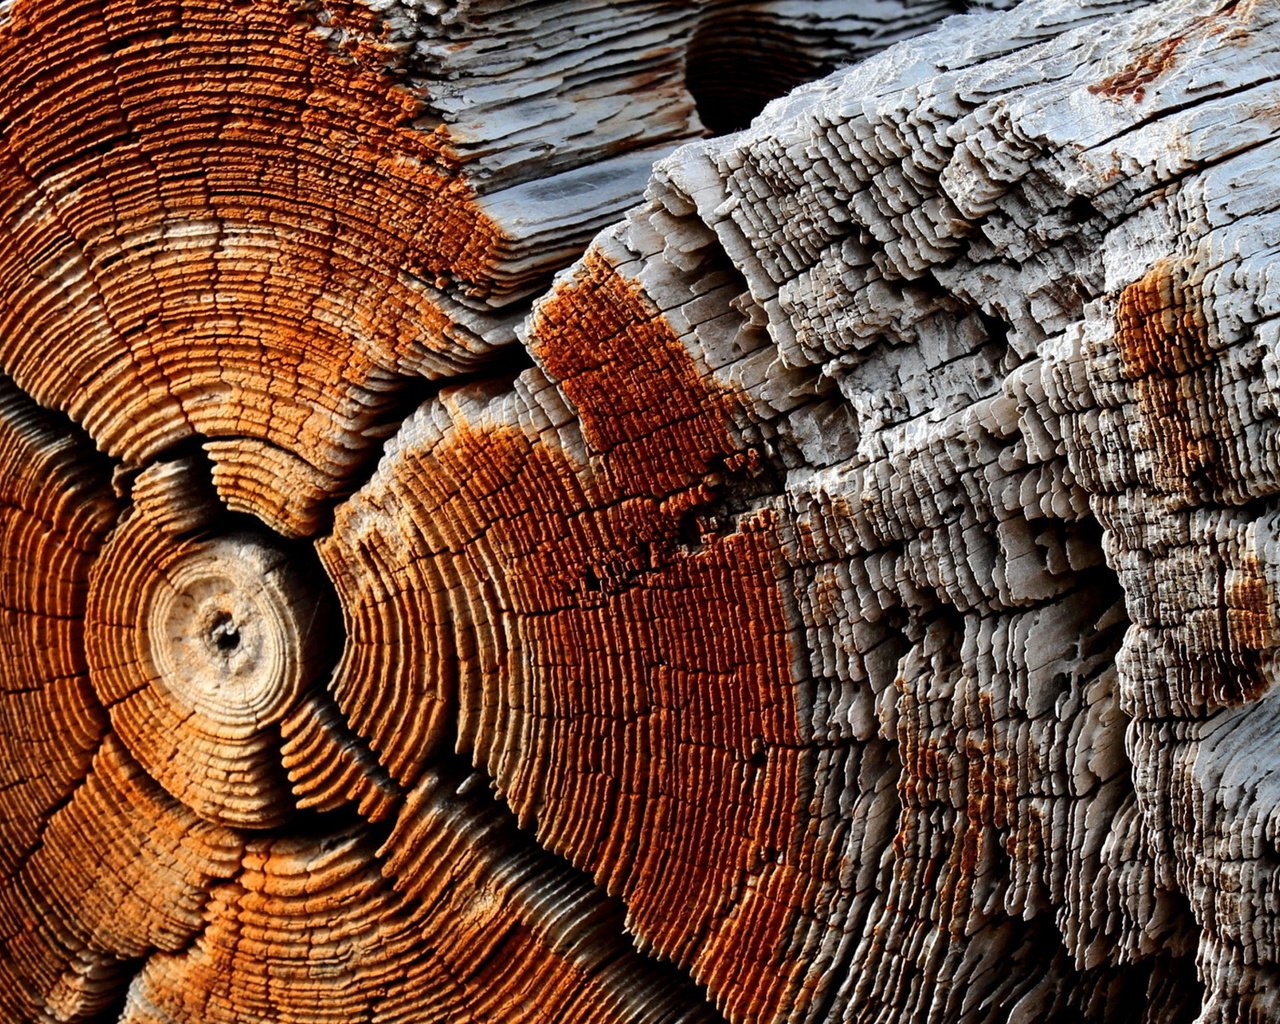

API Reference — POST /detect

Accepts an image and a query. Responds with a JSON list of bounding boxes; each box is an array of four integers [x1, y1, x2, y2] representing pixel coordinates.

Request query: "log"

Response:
[[0, 0, 1277, 1022]]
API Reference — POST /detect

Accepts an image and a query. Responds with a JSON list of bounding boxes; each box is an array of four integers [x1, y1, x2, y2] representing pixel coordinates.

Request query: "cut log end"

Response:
[[2, 0, 1280, 1022]]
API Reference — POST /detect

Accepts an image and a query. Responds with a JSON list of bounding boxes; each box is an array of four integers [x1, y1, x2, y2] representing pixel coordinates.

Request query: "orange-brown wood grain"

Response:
[[320, 244, 827, 1019], [3, 0, 1272, 1021], [0, 0, 506, 535]]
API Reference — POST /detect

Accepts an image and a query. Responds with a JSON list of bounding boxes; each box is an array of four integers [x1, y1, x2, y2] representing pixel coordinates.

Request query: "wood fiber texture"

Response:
[[0, 0, 1277, 1022]]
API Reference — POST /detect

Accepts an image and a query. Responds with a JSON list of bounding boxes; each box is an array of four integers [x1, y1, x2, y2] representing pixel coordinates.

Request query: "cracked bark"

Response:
[[0, 1, 1277, 1022]]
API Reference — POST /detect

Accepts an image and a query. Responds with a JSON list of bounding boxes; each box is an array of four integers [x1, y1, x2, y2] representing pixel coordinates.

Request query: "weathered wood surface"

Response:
[[1, 0, 1278, 1021]]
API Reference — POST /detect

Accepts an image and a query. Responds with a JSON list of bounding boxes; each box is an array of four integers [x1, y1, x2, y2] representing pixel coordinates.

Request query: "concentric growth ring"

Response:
[[86, 461, 333, 828]]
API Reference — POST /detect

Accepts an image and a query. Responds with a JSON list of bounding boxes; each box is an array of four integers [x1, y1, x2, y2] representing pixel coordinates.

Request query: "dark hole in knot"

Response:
[[685, 10, 819, 136], [209, 613, 241, 653]]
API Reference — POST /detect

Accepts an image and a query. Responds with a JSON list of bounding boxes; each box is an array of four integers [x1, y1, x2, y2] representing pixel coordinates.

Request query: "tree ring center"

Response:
[[208, 613, 241, 654], [146, 533, 323, 727]]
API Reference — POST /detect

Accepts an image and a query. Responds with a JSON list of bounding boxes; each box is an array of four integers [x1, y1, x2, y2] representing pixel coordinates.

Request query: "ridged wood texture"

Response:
[[0, 1, 1277, 1022]]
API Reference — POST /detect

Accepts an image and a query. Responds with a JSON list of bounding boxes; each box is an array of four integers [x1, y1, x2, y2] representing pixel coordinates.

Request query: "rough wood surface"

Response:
[[0, 0, 1277, 1022]]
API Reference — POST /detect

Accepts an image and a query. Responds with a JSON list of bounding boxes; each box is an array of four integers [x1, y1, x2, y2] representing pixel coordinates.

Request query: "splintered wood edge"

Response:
[[322, 0, 1280, 1020]]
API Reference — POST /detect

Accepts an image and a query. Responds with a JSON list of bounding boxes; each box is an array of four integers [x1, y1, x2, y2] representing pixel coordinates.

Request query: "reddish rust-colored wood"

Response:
[[0, 0, 505, 537]]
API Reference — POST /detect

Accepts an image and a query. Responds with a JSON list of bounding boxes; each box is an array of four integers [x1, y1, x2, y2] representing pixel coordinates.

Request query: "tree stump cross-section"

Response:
[[1, 1, 1279, 1022]]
